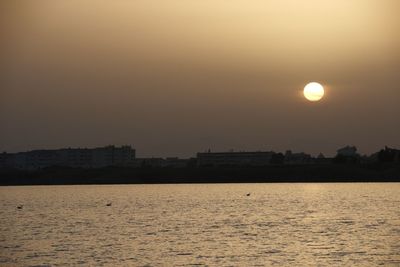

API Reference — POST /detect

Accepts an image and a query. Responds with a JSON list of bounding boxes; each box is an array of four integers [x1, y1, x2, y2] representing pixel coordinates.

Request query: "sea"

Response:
[[1, 183, 399, 266]]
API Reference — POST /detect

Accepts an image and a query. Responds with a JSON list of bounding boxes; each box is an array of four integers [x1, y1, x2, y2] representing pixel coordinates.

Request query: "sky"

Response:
[[1, 0, 399, 157]]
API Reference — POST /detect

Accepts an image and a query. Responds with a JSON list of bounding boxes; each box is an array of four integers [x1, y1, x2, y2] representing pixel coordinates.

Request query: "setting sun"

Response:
[[304, 82, 325, 102]]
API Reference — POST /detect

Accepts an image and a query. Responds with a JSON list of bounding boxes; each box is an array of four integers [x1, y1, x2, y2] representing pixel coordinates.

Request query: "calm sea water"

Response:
[[0, 183, 400, 266]]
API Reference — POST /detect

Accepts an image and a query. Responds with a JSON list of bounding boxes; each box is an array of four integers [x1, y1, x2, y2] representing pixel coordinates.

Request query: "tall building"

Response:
[[0, 145, 136, 170]]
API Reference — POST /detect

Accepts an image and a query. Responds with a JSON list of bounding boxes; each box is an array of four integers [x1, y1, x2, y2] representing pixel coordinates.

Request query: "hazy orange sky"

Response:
[[1, 0, 399, 157]]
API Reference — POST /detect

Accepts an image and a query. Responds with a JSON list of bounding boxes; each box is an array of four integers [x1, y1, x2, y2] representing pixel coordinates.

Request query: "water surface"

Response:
[[1, 183, 400, 266]]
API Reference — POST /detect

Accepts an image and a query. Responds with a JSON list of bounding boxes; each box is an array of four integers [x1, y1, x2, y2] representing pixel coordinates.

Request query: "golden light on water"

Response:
[[303, 82, 324, 102]]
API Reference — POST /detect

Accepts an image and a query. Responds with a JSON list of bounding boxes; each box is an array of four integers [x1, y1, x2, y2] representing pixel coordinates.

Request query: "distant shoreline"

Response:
[[1, 164, 399, 186]]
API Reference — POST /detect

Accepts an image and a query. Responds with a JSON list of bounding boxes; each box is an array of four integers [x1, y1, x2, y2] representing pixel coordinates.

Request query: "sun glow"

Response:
[[304, 82, 324, 102]]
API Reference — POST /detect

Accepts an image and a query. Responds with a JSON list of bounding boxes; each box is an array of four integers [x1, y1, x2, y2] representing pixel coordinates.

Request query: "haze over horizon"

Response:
[[1, 0, 399, 157]]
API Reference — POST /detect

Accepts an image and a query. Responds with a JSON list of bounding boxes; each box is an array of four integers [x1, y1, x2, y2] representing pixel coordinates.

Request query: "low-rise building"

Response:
[[197, 151, 275, 167], [133, 158, 164, 168], [284, 150, 313, 164], [337, 146, 358, 157], [162, 157, 189, 168]]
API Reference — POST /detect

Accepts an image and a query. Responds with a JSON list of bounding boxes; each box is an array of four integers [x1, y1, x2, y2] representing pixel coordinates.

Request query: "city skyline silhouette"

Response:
[[1, 1, 400, 158]]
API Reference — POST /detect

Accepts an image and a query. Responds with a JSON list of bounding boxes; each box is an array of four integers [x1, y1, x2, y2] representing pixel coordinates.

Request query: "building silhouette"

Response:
[[0, 145, 135, 170], [197, 151, 275, 167], [1, 145, 398, 170]]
